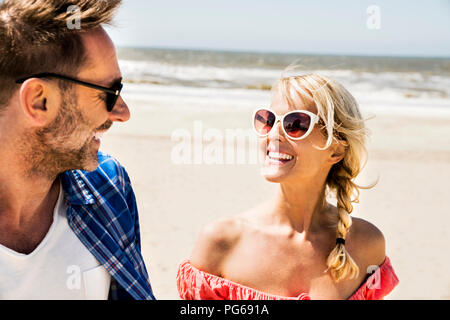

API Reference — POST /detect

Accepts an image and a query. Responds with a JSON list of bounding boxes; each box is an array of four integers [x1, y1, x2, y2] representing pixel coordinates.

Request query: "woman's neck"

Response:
[[270, 176, 329, 240]]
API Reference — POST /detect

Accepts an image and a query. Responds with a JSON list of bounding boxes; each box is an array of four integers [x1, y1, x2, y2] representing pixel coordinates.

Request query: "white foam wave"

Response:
[[118, 59, 450, 102]]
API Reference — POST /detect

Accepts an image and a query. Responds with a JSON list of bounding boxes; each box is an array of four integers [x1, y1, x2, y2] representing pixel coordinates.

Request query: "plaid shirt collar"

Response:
[[62, 170, 96, 206], [59, 153, 156, 300]]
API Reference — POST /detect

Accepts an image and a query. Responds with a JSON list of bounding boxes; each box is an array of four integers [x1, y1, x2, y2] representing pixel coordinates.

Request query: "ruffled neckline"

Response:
[[177, 256, 398, 300]]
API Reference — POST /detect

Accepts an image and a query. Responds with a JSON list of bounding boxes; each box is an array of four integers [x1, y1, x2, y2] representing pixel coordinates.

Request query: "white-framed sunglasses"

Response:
[[252, 108, 320, 140]]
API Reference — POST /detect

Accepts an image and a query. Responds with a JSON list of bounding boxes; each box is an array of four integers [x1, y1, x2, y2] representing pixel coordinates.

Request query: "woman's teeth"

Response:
[[267, 151, 294, 161]]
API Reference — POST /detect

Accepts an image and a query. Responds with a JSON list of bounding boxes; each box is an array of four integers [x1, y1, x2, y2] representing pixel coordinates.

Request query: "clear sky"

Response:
[[105, 0, 450, 57]]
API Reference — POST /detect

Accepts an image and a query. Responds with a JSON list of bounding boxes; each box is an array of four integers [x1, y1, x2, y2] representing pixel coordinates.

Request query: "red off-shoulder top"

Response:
[[176, 256, 399, 300]]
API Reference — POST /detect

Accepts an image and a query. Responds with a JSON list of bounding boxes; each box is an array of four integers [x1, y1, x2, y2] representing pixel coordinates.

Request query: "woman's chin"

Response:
[[263, 174, 287, 183], [260, 158, 295, 182]]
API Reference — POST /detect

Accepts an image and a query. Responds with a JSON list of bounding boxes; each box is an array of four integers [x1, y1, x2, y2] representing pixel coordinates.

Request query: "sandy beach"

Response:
[[98, 94, 450, 300]]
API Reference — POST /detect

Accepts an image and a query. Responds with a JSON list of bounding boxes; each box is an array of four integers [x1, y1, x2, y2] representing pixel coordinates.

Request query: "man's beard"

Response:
[[25, 93, 111, 179]]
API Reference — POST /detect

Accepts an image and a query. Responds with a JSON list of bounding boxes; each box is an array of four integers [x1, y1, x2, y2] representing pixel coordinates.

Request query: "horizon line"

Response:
[[115, 45, 450, 60]]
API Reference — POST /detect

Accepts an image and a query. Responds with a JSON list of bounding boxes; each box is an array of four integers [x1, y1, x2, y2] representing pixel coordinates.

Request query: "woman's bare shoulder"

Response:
[[348, 216, 386, 268], [189, 213, 249, 276]]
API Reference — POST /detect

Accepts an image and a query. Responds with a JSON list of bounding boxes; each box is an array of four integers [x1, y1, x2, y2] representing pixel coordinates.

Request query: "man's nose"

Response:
[[108, 96, 130, 122]]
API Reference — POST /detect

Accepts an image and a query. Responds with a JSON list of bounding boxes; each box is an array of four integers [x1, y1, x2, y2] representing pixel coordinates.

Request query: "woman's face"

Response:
[[258, 89, 334, 184]]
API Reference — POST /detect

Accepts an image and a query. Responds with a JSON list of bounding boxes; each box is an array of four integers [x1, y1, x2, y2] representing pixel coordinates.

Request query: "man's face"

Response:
[[31, 27, 130, 175]]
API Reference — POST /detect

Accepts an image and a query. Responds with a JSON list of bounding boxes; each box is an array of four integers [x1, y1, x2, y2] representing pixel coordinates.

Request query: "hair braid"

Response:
[[325, 159, 360, 281]]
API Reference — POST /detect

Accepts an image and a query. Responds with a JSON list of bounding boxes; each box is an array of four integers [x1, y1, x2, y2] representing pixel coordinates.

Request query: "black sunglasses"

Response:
[[15, 72, 123, 112]]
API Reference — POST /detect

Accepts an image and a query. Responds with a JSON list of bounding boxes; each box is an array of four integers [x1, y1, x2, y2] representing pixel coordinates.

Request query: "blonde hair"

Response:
[[273, 73, 372, 282]]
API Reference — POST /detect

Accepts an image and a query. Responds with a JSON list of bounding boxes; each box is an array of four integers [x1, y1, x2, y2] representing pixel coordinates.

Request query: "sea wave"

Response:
[[119, 59, 450, 101]]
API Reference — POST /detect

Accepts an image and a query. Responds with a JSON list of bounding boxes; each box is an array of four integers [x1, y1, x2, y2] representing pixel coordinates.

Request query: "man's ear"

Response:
[[18, 78, 54, 126], [329, 139, 347, 164]]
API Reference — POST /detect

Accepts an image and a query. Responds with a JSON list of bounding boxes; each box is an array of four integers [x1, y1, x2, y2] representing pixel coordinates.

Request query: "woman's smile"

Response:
[[266, 150, 295, 166]]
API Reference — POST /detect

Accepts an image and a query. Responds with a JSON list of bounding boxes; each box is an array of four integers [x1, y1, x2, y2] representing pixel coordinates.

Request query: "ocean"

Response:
[[113, 47, 450, 138], [117, 47, 449, 100]]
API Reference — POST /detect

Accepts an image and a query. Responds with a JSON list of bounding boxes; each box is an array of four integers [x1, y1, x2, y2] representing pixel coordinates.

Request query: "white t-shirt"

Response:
[[0, 183, 111, 299]]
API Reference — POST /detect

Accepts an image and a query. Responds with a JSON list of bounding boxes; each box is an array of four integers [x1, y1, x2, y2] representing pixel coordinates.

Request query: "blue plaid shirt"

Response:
[[60, 151, 156, 300]]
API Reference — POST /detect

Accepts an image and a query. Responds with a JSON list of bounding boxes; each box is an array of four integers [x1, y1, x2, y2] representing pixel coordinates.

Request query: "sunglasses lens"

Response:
[[106, 83, 122, 112], [283, 112, 311, 138], [106, 94, 118, 112], [254, 109, 276, 135]]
